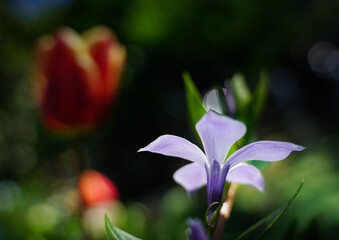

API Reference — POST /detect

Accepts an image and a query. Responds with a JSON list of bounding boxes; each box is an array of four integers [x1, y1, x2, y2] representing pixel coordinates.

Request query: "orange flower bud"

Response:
[[78, 170, 119, 206], [33, 26, 126, 136]]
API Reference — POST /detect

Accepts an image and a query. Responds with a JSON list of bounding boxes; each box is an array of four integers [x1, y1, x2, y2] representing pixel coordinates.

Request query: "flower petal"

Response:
[[227, 141, 305, 168], [43, 28, 102, 127], [202, 88, 227, 114], [84, 26, 126, 100], [226, 163, 265, 192], [187, 219, 210, 240], [205, 160, 230, 207], [196, 111, 246, 163], [173, 163, 207, 195], [138, 135, 207, 166]]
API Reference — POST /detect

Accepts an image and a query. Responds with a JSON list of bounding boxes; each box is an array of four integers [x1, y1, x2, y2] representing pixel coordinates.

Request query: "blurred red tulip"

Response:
[[78, 170, 119, 206], [33, 26, 126, 135]]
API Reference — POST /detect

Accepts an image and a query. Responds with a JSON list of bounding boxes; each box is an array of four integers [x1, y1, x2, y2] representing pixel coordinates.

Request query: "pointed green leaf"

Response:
[[216, 87, 228, 115], [105, 214, 142, 240], [235, 180, 304, 240], [183, 72, 206, 138], [230, 73, 253, 129], [231, 73, 253, 114]]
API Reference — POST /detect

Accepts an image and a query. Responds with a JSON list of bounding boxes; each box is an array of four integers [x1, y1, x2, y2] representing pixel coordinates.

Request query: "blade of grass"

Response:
[[236, 180, 304, 240]]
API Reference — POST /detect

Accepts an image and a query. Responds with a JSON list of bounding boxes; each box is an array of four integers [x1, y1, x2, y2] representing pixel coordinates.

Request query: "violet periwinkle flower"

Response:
[[138, 111, 304, 209], [187, 219, 210, 240]]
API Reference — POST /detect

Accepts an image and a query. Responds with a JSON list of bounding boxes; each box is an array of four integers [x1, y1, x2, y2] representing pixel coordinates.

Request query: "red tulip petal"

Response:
[[78, 170, 119, 206], [84, 27, 115, 81], [42, 28, 102, 128], [34, 26, 126, 136], [84, 26, 126, 100]]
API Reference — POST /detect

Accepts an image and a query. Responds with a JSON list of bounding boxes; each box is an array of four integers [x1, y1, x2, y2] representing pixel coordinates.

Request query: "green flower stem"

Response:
[[72, 138, 91, 239], [213, 183, 238, 240]]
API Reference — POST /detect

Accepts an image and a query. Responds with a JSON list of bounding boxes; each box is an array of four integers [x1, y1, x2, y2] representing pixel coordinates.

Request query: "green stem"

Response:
[[213, 183, 238, 240]]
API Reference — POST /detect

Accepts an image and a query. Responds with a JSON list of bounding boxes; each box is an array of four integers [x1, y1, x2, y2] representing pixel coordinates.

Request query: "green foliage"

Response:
[[215, 87, 228, 115], [123, 204, 147, 238], [229, 71, 269, 144], [231, 73, 253, 123], [205, 202, 223, 235], [235, 180, 304, 240], [105, 214, 142, 240], [183, 72, 206, 139], [183, 70, 269, 143], [152, 187, 198, 240]]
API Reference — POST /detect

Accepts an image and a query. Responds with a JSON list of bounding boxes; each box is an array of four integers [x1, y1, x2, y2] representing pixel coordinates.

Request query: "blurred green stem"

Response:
[[72, 138, 91, 239]]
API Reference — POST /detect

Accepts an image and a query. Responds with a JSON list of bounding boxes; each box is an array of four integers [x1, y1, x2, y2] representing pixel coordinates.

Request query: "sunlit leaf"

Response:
[[235, 180, 304, 240], [230, 73, 253, 142], [183, 72, 206, 139], [216, 87, 228, 115], [230, 73, 252, 121], [105, 214, 142, 240]]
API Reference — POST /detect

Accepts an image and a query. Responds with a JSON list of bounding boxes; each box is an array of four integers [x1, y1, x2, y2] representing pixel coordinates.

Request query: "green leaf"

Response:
[[183, 72, 206, 138], [205, 202, 223, 236], [105, 214, 142, 240], [216, 87, 228, 115], [235, 180, 304, 240], [252, 70, 269, 122], [230, 73, 253, 142], [230, 73, 253, 118]]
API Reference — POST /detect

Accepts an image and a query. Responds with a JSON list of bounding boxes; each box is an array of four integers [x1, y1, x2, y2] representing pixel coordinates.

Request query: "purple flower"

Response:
[[138, 111, 304, 208], [187, 219, 210, 240]]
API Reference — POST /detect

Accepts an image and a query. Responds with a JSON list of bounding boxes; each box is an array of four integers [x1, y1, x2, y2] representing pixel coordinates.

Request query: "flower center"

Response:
[[205, 160, 230, 218]]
